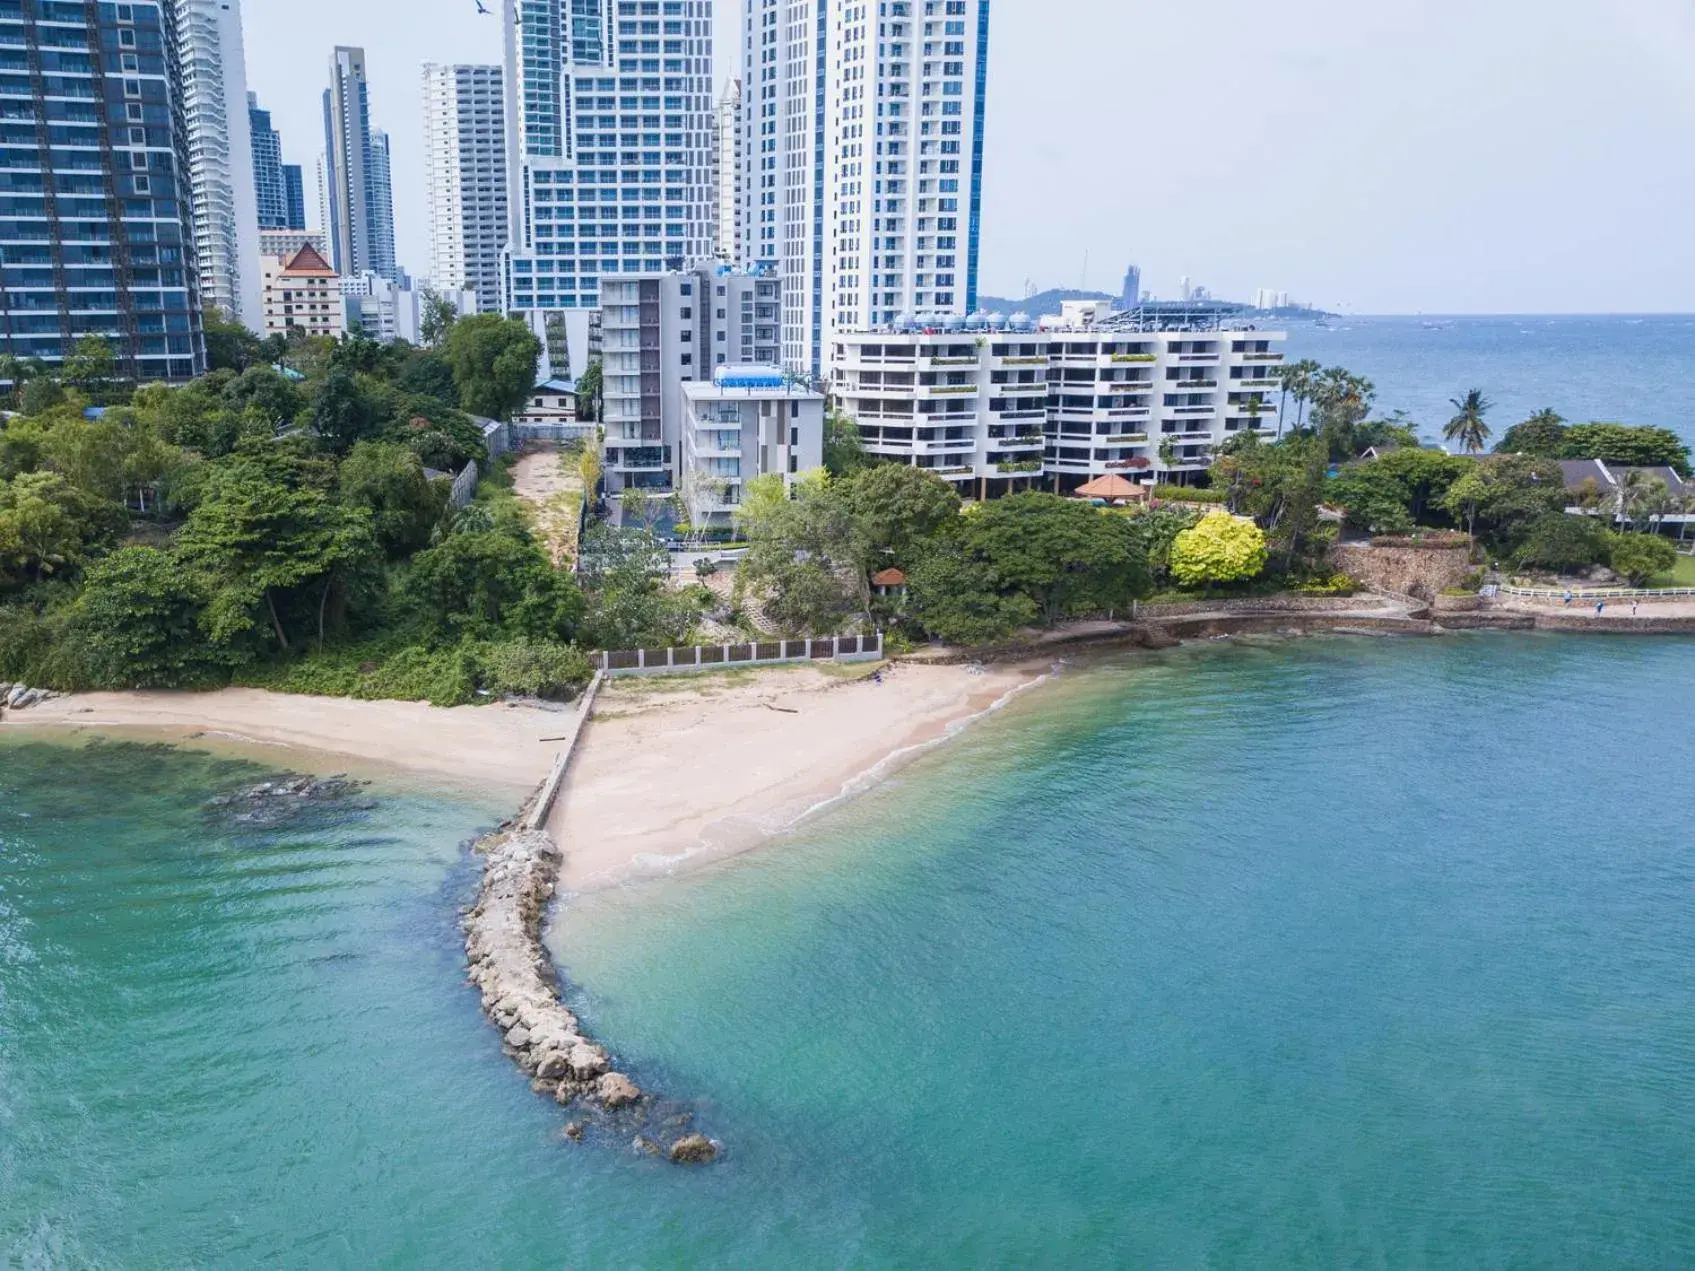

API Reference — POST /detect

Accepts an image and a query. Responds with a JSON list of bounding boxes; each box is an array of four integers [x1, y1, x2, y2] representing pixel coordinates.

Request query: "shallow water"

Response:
[[4, 636, 1694, 1265]]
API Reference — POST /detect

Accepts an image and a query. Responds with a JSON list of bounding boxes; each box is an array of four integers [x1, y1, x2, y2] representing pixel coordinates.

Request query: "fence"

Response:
[[1499, 585, 1695, 600], [595, 633, 884, 676], [448, 460, 479, 508]]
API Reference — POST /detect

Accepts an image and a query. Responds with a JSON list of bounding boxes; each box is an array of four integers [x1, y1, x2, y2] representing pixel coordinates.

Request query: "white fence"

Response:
[[1499, 585, 1695, 600], [596, 633, 884, 676]]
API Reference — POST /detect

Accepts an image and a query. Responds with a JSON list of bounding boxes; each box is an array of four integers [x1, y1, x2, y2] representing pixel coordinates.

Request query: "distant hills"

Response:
[[976, 288, 1116, 316]]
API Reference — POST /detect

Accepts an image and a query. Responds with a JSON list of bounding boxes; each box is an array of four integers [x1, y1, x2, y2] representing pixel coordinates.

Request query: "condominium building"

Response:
[[713, 76, 741, 263], [599, 264, 783, 496], [0, 1, 204, 379], [259, 229, 327, 262], [829, 309, 1285, 498], [422, 64, 508, 313], [681, 367, 825, 527], [742, 0, 991, 379], [323, 47, 398, 281], [250, 92, 307, 231], [261, 242, 344, 338], [341, 273, 476, 344], [498, 0, 716, 375], [179, 0, 260, 328]]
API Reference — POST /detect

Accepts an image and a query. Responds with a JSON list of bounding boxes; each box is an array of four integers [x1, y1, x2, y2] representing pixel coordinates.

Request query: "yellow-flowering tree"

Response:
[[1170, 509, 1268, 589]]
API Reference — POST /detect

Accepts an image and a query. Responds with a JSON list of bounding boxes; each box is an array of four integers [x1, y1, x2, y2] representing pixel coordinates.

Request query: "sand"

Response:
[[509, 448, 583, 566], [549, 659, 1048, 891], [7, 688, 573, 793]]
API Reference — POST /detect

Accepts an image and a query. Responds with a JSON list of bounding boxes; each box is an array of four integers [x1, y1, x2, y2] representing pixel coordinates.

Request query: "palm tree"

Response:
[[1279, 359, 1321, 434], [1444, 389, 1493, 454]]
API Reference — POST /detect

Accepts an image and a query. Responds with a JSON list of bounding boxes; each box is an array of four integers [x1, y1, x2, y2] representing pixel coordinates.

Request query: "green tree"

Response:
[[907, 493, 1149, 641], [1607, 532, 1676, 586], [176, 443, 378, 651], [1328, 448, 1471, 534], [1170, 511, 1268, 588], [338, 441, 448, 556], [223, 367, 307, 431], [20, 377, 66, 415], [734, 471, 862, 633], [574, 358, 603, 422], [1514, 514, 1610, 573], [1279, 359, 1322, 434], [1208, 433, 1332, 572], [442, 314, 542, 420], [70, 546, 220, 687], [1127, 504, 1201, 587], [1444, 389, 1494, 454], [840, 462, 960, 566], [823, 409, 869, 477], [202, 309, 264, 372], [418, 287, 459, 348], [1494, 408, 1566, 457], [1440, 453, 1564, 545], [63, 335, 118, 392], [311, 368, 380, 455], [575, 523, 694, 647], [1560, 422, 1691, 476], [1310, 367, 1376, 458], [0, 471, 126, 589], [408, 525, 583, 641]]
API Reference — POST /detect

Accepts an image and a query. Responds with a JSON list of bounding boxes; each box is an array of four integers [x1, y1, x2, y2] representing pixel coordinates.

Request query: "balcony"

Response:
[[1103, 433, 1149, 444], [1174, 352, 1221, 364], [1110, 352, 1158, 363], [920, 383, 980, 396], [993, 354, 1049, 366], [1242, 352, 1284, 362], [1170, 405, 1218, 417], [1169, 379, 1218, 390]]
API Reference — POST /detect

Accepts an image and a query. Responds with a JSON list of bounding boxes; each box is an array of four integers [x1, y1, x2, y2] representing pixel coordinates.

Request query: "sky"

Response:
[[242, 0, 1695, 314]]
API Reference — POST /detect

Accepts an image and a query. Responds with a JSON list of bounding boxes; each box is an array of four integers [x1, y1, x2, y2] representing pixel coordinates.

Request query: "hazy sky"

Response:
[[243, 0, 1695, 314]]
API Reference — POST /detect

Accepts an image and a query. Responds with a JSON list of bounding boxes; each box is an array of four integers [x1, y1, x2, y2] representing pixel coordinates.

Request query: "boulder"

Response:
[[596, 1072, 641, 1109], [563, 1121, 584, 1142], [632, 1136, 662, 1156], [505, 1025, 532, 1049], [567, 1042, 609, 1080], [668, 1134, 718, 1165], [534, 1050, 573, 1081]]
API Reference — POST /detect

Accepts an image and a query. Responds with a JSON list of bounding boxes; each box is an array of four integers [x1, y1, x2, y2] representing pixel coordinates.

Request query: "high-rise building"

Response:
[[423, 64, 509, 313], [250, 91, 307, 231], [283, 164, 306, 231], [742, 0, 992, 380], [0, 1, 203, 379], [323, 46, 398, 281], [179, 0, 261, 329], [713, 77, 742, 263], [368, 129, 397, 282], [499, 0, 715, 370], [1121, 264, 1142, 310]]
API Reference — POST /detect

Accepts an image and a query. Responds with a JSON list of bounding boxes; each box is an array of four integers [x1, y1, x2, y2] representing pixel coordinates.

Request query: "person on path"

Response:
[[1632, 600, 1640, 617], [1563, 589, 1573, 607], [1596, 601, 1605, 616]]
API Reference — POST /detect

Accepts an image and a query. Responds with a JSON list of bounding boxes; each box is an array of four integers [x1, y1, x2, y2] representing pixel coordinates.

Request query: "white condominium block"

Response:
[[423, 64, 508, 313]]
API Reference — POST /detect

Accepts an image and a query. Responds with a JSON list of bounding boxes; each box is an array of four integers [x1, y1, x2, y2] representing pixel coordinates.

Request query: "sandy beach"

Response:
[[5, 688, 573, 793], [550, 659, 1048, 891]]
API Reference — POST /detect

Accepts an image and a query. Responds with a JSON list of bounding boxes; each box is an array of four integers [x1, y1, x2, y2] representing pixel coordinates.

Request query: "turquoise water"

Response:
[[1283, 314, 1695, 447], [4, 636, 1694, 1265]]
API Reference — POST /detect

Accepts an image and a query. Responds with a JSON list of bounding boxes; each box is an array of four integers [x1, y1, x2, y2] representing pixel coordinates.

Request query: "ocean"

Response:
[[1279, 314, 1695, 449], [4, 635, 1693, 1265]]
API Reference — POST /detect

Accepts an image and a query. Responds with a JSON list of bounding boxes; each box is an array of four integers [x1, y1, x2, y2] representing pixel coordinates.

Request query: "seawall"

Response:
[[461, 672, 718, 1165]]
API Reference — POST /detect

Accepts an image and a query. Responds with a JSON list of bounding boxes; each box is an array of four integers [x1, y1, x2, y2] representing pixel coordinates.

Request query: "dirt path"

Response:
[[511, 448, 585, 567]]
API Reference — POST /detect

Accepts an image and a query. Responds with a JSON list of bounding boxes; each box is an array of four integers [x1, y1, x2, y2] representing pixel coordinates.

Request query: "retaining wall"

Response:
[[1329, 541, 1475, 601]]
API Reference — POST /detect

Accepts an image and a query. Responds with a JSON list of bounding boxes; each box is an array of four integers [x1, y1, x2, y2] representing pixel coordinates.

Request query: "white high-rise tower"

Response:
[[423, 64, 508, 312], [500, 0, 716, 374], [179, 0, 262, 329], [714, 76, 742, 264], [742, 0, 991, 380]]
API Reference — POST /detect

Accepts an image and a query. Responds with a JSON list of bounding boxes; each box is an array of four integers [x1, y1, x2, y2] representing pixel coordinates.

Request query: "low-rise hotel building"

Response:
[[829, 305, 1286, 496], [680, 366, 825, 528]]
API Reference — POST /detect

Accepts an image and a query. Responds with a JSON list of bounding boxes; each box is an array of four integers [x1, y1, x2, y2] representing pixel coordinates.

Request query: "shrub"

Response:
[[1607, 532, 1677, 586], [471, 639, 593, 700], [1170, 511, 1268, 588], [1153, 484, 1227, 504]]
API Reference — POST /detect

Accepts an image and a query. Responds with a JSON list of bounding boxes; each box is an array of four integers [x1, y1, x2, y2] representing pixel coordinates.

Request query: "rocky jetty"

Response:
[[462, 821, 721, 1164], [205, 775, 374, 826]]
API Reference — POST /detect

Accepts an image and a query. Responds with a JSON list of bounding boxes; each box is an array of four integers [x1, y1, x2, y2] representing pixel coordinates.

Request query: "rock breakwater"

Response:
[[463, 803, 719, 1163]]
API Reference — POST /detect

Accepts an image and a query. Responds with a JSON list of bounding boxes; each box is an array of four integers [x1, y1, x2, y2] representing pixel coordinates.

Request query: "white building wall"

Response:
[[423, 64, 508, 313], [714, 76, 742, 264], [741, 0, 990, 381], [500, 0, 715, 323], [681, 378, 825, 525], [829, 325, 1286, 494], [180, 0, 261, 329]]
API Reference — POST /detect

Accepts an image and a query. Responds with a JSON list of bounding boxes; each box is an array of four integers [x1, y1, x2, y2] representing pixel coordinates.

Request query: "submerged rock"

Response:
[[668, 1134, 718, 1165], [596, 1072, 641, 1108]]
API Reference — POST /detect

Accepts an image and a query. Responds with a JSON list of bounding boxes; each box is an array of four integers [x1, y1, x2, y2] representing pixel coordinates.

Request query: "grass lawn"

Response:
[[1655, 552, 1695, 588]]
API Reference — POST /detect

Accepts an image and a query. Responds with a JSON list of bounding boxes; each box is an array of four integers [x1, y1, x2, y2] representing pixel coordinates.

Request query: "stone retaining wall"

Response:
[[1329, 541, 1475, 601], [1138, 594, 1383, 617]]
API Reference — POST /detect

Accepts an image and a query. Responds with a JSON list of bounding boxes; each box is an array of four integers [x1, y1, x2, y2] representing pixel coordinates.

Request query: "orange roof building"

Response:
[[261, 243, 344, 339]]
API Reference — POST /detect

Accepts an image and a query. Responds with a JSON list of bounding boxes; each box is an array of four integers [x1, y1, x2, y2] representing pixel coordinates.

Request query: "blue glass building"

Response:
[[0, 0, 204, 379]]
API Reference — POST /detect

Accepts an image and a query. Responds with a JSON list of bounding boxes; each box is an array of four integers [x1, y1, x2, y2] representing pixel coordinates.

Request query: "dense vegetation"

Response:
[[0, 321, 669, 704]]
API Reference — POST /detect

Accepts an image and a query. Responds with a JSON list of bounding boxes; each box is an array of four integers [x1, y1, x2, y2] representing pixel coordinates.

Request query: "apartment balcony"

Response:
[[918, 382, 980, 397], [1174, 352, 1221, 364], [922, 355, 979, 368], [991, 354, 1049, 367], [1168, 379, 1219, 390], [1170, 404, 1218, 417], [1108, 352, 1158, 364], [986, 433, 1044, 452], [986, 407, 1047, 422], [1102, 432, 1150, 445], [1241, 351, 1285, 362]]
